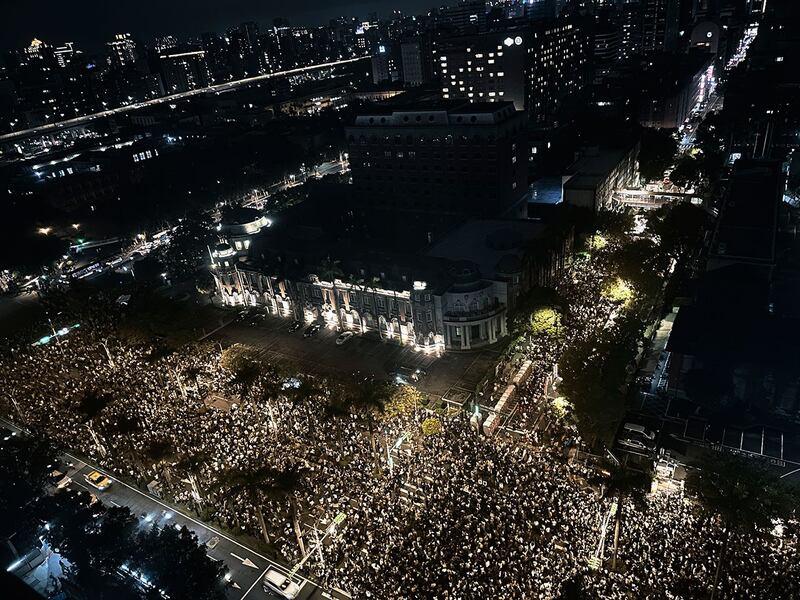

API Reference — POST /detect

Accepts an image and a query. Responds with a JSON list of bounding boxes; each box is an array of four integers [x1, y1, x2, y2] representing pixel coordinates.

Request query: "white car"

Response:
[[335, 331, 355, 345], [619, 438, 650, 451], [263, 568, 301, 599]]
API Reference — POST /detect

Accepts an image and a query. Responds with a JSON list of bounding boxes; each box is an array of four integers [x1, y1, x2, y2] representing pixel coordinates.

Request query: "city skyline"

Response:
[[2, 0, 436, 52]]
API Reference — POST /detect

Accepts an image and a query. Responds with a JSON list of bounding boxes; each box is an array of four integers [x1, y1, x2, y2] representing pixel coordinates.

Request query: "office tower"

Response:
[[401, 37, 433, 86], [53, 42, 75, 68], [108, 33, 138, 69], [642, 0, 680, 53], [159, 48, 210, 94], [439, 0, 488, 34], [437, 15, 591, 123], [371, 45, 400, 84], [619, 1, 643, 59], [346, 101, 528, 218]]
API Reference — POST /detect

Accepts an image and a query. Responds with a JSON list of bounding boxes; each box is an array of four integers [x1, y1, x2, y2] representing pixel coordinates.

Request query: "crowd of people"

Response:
[[0, 255, 797, 599]]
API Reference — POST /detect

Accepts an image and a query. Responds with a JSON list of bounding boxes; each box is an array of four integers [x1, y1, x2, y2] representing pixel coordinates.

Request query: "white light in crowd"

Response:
[[38, 227, 52, 235], [503, 37, 514, 47]]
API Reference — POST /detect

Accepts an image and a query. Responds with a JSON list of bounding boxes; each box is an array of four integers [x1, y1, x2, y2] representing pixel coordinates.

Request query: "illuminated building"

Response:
[[53, 42, 75, 68], [371, 45, 399, 84], [438, 0, 488, 34], [641, 0, 680, 54], [107, 33, 138, 69], [159, 49, 211, 94], [210, 207, 570, 352], [436, 16, 591, 123]]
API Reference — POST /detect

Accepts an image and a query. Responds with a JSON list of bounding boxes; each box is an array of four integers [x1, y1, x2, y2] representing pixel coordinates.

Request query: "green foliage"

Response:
[[384, 385, 425, 421], [0, 434, 59, 551], [669, 155, 704, 189], [530, 307, 562, 338], [688, 452, 796, 532], [602, 278, 634, 306], [595, 209, 635, 241], [421, 417, 443, 437], [131, 524, 228, 600], [605, 238, 669, 302], [639, 128, 678, 183], [647, 201, 708, 259]]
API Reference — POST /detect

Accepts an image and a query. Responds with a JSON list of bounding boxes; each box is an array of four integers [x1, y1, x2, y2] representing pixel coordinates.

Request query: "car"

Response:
[[84, 470, 112, 491], [288, 320, 303, 332], [55, 474, 72, 489], [393, 366, 427, 383], [618, 438, 651, 452], [623, 422, 656, 440], [335, 331, 354, 345], [262, 568, 301, 599], [303, 323, 321, 338]]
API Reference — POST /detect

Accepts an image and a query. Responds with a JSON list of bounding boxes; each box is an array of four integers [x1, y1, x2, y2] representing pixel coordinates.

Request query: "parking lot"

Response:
[[211, 312, 506, 401]]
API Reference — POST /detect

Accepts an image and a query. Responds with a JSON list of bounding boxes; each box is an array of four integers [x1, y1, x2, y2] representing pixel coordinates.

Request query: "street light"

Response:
[[37, 227, 52, 235]]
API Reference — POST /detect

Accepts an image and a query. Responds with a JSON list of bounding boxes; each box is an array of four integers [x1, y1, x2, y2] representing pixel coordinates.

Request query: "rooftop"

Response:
[[426, 219, 548, 280], [709, 159, 781, 264]]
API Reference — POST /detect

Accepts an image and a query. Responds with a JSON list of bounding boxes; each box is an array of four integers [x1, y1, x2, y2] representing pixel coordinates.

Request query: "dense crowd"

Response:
[[0, 255, 796, 599]]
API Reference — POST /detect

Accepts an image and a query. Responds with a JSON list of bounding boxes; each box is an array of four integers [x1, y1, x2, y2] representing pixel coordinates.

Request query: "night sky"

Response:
[[3, 0, 437, 53]]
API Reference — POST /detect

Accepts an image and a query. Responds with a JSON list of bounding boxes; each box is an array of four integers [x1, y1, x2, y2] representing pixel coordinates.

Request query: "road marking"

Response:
[[70, 480, 92, 493], [61, 451, 310, 583], [109, 500, 120, 507], [240, 566, 269, 600], [230, 553, 259, 569]]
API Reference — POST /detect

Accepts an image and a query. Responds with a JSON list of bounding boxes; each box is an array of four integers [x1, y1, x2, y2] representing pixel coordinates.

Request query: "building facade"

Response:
[[210, 211, 571, 352], [436, 17, 591, 123], [159, 49, 211, 94], [346, 102, 528, 218]]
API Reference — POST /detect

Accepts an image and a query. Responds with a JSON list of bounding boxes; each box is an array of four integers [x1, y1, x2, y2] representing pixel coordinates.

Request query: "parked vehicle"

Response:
[[336, 331, 355, 345], [303, 323, 321, 338], [263, 568, 301, 599], [624, 422, 656, 440]]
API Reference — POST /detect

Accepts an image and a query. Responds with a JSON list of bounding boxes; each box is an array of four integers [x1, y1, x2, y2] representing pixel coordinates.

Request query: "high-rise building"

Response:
[[107, 33, 138, 69], [619, 2, 644, 60], [53, 42, 75, 68], [371, 44, 400, 84], [227, 22, 266, 78], [438, 0, 488, 34], [438, 30, 528, 111], [158, 48, 210, 94], [437, 16, 591, 123], [642, 0, 681, 53], [201, 32, 233, 83], [345, 101, 528, 218], [400, 37, 433, 87], [23, 38, 50, 63]]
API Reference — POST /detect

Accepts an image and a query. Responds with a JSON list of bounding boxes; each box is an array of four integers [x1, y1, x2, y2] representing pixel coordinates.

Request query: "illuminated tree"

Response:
[[421, 417, 443, 437], [529, 307, 562, 338], [602, 278, 634, 306], [383, 385, 425, 421]]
